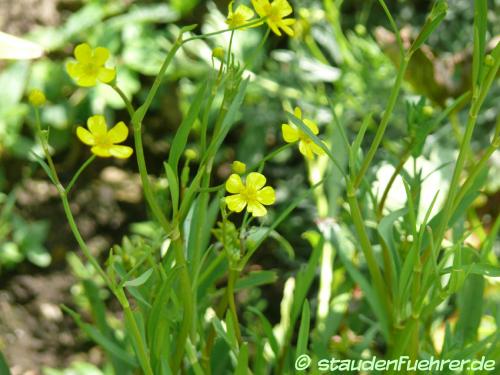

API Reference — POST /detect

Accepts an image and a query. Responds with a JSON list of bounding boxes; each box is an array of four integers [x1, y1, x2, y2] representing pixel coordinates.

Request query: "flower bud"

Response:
[[212, 47, 225, 60], [184, 148, 198, 160], [28, 89, 46, 107], [231, 160, 246, 174]]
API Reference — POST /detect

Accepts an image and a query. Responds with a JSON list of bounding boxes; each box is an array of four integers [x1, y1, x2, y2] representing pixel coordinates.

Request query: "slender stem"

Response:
[[354, 55, 409, 189], [432, 54, 499, 252], [109, 84, 135, 118], [116, 288, 154, 375], [66, 155, 96, 194], [377, 148, 411, 217], [227, 269, 242, 344], [182, 19, 265, 44], [171, 236, 194, 373], [226, 30, 235, 69], [346, 184, 393, 328]]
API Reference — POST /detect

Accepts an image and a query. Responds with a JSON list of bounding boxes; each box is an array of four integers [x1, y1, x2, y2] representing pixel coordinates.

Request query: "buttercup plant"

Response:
[[17, 0, 499, 374]]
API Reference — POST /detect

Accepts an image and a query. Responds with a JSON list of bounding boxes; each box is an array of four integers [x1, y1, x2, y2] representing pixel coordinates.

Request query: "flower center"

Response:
[[82, 63, 100, 76], [93, 133, 112, 147], [240, 186, 257, 202], [267, 4, 281, 23]]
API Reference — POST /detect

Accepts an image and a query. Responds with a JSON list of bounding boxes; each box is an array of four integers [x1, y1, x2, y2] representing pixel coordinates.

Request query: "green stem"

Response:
[[110, 84, 135, 118], [171, 236, 194, 374], [377, 148, 411, 217], [346, 184, 393, 329], [116, 288, 154, 375], [354, 55, 409, 189], [432, 53, 499, 253], [66, 155, 96, 194], [227, 269, 242, 344]]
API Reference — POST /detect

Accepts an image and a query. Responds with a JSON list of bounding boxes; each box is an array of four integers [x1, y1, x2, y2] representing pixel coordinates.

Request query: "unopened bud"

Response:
[[231, 160, 246, 174], [28, 89, 46, 107]]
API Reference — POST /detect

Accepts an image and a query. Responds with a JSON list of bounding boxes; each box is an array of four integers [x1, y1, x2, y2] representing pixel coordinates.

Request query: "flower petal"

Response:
[[257, 186, 275, 205], [280, 24, 295, 36], [109, 145, 133, 159], [294, 106, 302, 119], [226, 174, 244, 194], [268, 21, 282, 36], [251, 0, 268, 17], [275, 0, 293, 17], [93, 47, 109, 65], [107, 121, 128, 144], [282, 124, 299, 143], [304, 119, 319, 134], [299, 141, 314, 160], [311, 142, 326, 156], [66, 61, 79, 78], [246, 172, 266, 190], [247, 201, 267, 217], [87, 115, 107, 136], [225, 194, 247, 212], [98, 67, 116, 83], [76, 126, 96, 146], [74, 43, 92, 63], [237, 4, 255, 20], [77, 75, 97, 87], [91, 145, 112, 158]]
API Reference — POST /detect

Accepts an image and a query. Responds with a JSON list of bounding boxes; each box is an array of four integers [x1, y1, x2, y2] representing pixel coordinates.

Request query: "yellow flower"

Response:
[[251, 0, 295, 36], [76, 115, 133, 159], [282, 107, 325, 160], [28, 89, 46, 106], [66, 43, 116, 87], [226, 1, 256, 29], [232, 160, 247, 174], [225, 172, 275, 217]]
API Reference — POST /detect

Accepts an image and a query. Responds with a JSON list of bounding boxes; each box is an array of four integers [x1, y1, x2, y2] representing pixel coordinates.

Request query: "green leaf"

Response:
[[124, 268, 154, 287], [409, 0, 448, 55], [349, 113, 373, 174], [472, 0, 487, 88], [62, 305, 137, 367], [235, 343, 249, 375], [234, 270, 278, 291], [296, 300, 310, 364], [164, 162, 179, 217], [247, 307, 280, 358], [168, 80, 208, 172], [0, 351, 10, 375]]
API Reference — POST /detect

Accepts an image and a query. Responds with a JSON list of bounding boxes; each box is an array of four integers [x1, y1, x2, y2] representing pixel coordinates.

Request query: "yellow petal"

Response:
[[251, 0, 268, 17], [225, 194, 247, 212], [91, 145, 112, 157], [304, 119, 319, 134], [77, 75, 97, 87], [74, 43, 92, 63], [98, 67, 115, 83], [87, 115, 107, 136], [280, 24, 295, 37], [93, 47, 109, 65], [76, 126, 96, 146], [109, 145, 133, 159], [246, 172, 266, 190], [268, 21, 282, 36], [257, 186, 275, 205], [247, 201, 267, 217], [299, 141, 314, 160], [107, 121, 128, 144], [294, 107, 302, 119], [282, 124, 299, 143], [66, 61, 78, 79], [236, 4, 255, 20], [275, 0, 293, 17], [226, 174, 244, 194], [310, 142, 326, 156]]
